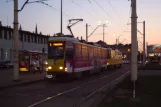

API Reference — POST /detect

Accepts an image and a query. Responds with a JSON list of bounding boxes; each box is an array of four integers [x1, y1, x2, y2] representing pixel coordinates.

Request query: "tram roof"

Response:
[[48, 36, 79, 42], [48, 36, 107, 49]]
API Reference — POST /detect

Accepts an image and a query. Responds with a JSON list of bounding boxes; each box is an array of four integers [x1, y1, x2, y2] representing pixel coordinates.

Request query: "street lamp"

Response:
[[87, 21, 109, 42], [128, 21, 146, 67], [113, 34, 123, 49], [98, 21, 109, 42]]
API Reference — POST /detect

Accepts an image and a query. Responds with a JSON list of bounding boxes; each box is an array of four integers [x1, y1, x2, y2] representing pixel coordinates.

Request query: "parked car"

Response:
[[0, 61, 13, 68]]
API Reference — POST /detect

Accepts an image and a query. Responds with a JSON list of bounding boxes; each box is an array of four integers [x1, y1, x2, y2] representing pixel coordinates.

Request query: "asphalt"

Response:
[[0, 65, 130, 107]]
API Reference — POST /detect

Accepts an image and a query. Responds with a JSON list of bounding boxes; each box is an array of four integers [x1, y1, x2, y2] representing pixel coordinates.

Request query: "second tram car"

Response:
[[107, 48, 122, 68], [46, 36, 108, 79]]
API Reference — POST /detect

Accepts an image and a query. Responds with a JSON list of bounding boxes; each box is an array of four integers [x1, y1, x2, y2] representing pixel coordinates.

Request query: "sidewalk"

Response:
[[0, 68, 46, 89], [138, 69, 161, 76]]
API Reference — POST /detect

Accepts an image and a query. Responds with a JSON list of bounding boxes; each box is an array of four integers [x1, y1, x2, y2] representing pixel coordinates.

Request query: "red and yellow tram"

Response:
[[46, 36, 107, 79]]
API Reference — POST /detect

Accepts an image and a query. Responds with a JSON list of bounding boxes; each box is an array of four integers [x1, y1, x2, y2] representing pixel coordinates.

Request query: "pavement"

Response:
[[138, 70, 161, 76], [0, 65, 130, 107], [0, 68, 46, 89]]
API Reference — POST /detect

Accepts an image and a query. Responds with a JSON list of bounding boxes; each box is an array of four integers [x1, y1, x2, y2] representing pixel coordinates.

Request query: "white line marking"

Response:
[[28, 71, 119, 107]]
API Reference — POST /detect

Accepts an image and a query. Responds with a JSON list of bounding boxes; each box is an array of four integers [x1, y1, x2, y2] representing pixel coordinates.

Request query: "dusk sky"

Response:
[[0, 0, 161, 51]]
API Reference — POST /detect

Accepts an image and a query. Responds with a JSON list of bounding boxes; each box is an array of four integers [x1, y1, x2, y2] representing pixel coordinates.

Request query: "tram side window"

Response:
[[102, 50, 106, 59], [105, 50, 107, 59], [107, 50, 111, 59], [82, 45, 88, 60], [101, 49, 104, 59], [97, 49, 100, 58], [94, 47, 97, 58], [75, 44, 81, 60], [89, 46, 93, 59], [66, 48, 74, 59]]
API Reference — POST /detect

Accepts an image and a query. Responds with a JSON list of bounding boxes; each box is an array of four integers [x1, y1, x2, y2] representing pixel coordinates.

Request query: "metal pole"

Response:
[[60, 0, 62, 35], [86, 23, 88, 42], [143, 21, 145, 67], [116, 38, 117, 49], [103, 24, 105, 42], [146, 42, 148, 60], [131, 0, 137, 80], [117, 36, 119, 49], [137, 41, 138, 54], [131, 0, 138, 98], [13, 0, 19, 81]]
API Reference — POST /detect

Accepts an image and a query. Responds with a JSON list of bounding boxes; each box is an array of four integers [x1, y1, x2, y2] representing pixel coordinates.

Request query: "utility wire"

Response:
[[71, 0, 92, 16], [92, 0, 124, 29], [37, 1, 73, 18], [87, 0, 92, 4], [68, 0, 95, 30], [93, 0, 109, 16], [107, 0, 121, 19], [121, 5, 131, 35]]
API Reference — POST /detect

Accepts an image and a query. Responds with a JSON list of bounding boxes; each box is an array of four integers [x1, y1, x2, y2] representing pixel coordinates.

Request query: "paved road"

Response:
[[0, 65, 130, 107], [0, 68, 45, 88]]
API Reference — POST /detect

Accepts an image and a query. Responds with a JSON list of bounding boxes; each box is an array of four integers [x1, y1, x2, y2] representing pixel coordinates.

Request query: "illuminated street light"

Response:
[[96, 20, 110, 42], [113, 33, 123, 49]]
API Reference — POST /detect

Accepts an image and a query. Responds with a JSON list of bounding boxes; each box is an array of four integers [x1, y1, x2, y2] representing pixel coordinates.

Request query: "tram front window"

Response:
[[48, 46, 64, 59]]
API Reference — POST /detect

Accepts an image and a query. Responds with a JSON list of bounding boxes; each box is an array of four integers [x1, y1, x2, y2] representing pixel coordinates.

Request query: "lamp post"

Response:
[[131, 0, 138, 99], [98, 21, 108, 42], [13, 0, 19, 81], [60, 0, 63, 35], [87, 21, 109, 42], [127, 21, 146, 67], [138, 21, 145, 67], [113, 34, 123, 49], [102, 24, 107, 42], [86, 23, 90, 42]]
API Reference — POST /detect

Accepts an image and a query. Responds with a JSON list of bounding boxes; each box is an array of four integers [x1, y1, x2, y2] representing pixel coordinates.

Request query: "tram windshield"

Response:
[[48, 42, 65, 59]]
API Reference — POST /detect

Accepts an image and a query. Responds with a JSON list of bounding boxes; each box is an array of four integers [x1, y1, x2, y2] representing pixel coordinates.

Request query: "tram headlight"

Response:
[[48, 66, 52, 69], [59, 66, 63, 70], [45, 61, 48, 65], [65, 67, 67, 71]]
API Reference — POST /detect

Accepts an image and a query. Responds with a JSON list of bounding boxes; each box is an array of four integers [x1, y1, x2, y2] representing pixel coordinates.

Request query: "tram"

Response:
[[45, 36, 107, 79], [45, 18, 122, 79], [107, 48, 122, 68]]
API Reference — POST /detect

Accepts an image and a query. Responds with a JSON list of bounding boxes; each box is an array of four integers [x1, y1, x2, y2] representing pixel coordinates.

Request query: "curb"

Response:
[[0, 79, 45, 90]]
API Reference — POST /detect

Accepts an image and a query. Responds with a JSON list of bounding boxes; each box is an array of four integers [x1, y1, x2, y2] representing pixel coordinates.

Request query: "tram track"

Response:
[[27, 67, 129, 107], [73, 71, 129, 107], [27, 70, 118, 107]]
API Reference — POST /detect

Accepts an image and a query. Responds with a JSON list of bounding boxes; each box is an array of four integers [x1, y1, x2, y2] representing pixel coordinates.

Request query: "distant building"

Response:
[[0, 21, 49, 62], [147, 45, 161, 63]]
